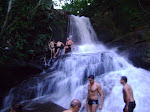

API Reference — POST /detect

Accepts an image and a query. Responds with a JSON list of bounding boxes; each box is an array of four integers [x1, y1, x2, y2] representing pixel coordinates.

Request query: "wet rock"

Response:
[[23, 102, 66, 112], [95, 28, 114, 43], [105, 29, 150, 70], [0, 65, 42, 108], [4, 101, 66, 112]]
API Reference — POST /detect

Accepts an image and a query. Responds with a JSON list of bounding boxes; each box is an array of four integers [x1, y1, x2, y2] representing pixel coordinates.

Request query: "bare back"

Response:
[[123, 84, 134, 103]]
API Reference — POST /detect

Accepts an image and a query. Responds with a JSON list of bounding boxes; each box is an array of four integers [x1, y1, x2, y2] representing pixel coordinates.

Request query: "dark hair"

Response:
[[88, 75, 94, 79], [11, 103, 22, 112], [121, 76, 127, 82], [70, 99, 81, 108]]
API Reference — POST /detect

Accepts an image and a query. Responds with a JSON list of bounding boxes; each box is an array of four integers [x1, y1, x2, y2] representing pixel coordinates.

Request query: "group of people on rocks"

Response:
[[9, 74, 136, 112], [48, 37, 73, 59]]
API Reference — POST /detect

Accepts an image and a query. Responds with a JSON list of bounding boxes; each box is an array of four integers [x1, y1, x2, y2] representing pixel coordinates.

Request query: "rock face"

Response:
[[120, 41, 150, 70], [95, 28, 114, 43], [23, 102, 66, 112], [0, 64, 42, 108], [4, 101, 66, 112], [105, 29, 150, 70]]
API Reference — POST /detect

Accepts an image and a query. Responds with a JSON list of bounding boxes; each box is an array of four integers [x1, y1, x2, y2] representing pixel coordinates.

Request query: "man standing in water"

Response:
[[63, 99, 81, 112], [53, 40, 65, 58], [84, 75, 104, 112], [49, 39, 55, 59], [63, 37, 73, 54], [120, 76, 136, 112]]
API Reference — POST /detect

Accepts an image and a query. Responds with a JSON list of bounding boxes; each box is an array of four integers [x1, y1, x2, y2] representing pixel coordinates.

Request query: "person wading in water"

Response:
[[120, 76, 136, 112], [84, 75, 104, 112]]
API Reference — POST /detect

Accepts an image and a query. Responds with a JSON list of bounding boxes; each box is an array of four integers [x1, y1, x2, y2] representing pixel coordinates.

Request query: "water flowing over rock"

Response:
[[1, 15, 150, 112]]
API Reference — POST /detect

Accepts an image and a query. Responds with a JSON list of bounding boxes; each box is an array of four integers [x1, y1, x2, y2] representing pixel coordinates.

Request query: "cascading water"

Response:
[[69, 15, 98, 45], [1, 15, 150, 112]]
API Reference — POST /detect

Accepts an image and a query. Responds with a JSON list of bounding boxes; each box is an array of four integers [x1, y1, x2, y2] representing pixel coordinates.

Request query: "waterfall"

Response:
[[69, 15, 98, 45], [1, 15, 150, 112]]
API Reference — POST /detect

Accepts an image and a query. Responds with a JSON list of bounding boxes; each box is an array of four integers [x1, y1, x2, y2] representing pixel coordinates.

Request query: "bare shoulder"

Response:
[[123, 85, 129, 91], [95, 82, 101, 88]]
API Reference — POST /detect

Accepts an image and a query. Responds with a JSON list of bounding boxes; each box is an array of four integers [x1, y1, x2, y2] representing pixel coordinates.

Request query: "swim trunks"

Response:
[[123, 101, 136, 112], [57, 46, 61, 49], [66, 45, 71, 48], [88, 99, 98, 105], [128, 101, 136, 112], [51, 47, 55, 49]]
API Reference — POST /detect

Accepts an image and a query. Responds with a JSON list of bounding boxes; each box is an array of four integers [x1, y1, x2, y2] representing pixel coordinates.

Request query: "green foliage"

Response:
[[143, 29, 150, 41], [0, 0, 67, 64], [34, 34, 48, 46], [62, 0, 94, 15]]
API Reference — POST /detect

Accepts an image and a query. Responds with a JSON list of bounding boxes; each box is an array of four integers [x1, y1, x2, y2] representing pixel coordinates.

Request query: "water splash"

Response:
[[69, 15, 98, 45]]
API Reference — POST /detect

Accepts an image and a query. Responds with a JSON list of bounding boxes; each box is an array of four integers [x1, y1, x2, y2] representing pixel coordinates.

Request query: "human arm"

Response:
[[71, 41, 73, 45], [62, 42, 65, 46], [97, 84, 103, 110], [66, 41, 68, 46], [84, 85, 89, 108]]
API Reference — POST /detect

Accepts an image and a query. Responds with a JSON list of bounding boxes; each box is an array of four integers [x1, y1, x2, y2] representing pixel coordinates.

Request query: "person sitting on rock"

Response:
[[53, 40, 65, 58], [63, 37, 73, 54], [48, 39, 56, 59]]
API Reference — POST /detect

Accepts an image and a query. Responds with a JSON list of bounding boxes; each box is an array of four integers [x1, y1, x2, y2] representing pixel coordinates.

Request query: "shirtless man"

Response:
[[53, 41, 65, 58], [63, 99, 81, 112], [84, 75, 104, 112], [120, 76, 136, 112], [49, 39, 55, 59], [63, 37, 73, 54]]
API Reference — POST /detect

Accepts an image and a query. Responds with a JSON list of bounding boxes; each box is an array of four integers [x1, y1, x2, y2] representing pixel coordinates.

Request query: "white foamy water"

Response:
[[1, 15, 150, 112]]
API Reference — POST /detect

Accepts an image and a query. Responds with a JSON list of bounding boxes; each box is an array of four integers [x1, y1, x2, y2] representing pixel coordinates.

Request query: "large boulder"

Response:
[[95, 28, 114, 43], [0, 64, 42, 108], [4, 101, 66, 112], [106, 29, 150, 70]]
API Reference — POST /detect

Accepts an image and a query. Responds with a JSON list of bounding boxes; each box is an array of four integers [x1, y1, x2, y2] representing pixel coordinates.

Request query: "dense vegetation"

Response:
[[0, 0, 68, 65], [63, 0, 150, 36]]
